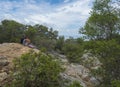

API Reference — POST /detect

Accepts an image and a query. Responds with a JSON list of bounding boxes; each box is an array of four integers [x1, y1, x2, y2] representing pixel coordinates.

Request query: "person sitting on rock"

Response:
[[23, 37, 31, 46], [20, 35, 25, 44]]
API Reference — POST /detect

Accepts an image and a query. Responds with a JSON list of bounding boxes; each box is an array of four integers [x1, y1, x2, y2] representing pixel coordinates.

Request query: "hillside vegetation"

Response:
[[0, 0, 120, 87]]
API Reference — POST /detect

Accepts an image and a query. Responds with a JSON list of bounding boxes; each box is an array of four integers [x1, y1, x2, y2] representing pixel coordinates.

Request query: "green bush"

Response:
[[55, 36, 65, 52], [111, 80, 120, 87], [67, 81, 83, 87], [5, 51, 62, 87], [62, 43, 84, 63], [84, 39, 120, 86], [35, 38, 56, 51]]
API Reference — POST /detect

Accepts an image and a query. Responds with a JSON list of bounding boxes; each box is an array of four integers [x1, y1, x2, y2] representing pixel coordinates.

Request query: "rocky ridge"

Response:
[[0, 43, 100, 87]]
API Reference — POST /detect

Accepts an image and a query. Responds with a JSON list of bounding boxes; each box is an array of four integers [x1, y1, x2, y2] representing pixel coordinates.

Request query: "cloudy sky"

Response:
[[0, 0, 94, 38]]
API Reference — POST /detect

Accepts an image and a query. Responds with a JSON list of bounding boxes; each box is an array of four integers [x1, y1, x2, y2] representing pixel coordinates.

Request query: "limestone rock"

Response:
[[0, 56, 9, 66], [82, 53, 102, 69], [49, 51, 99, 87], [0, 72, 7, 85], [0, 43, 39, 86]]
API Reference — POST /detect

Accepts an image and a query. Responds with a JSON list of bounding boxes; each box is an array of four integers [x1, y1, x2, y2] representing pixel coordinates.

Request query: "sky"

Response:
[[0, 0, 94, 38]]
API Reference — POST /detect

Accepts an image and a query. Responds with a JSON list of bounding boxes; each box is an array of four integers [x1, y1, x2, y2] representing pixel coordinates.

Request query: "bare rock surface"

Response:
[[49, 51, 100, 87]]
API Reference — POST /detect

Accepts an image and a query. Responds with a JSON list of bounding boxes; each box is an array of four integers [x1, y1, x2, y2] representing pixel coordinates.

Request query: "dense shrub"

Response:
[[84, 39, 120, 87], [111, 80, 120, 87], [67, 81, 83, 87], [5, 51, 62, 87], [62, 43, 84, 63]]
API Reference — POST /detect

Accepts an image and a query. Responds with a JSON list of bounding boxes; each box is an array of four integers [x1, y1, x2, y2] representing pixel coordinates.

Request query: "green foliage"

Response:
[[80, 0, 120, 40], [40, 47, 47, 53], [84, 39, 120, 86], [55, 36, 65, 52], [62, 38, 84, 63], [0, 20, 58, 51], [48, 28, 58, 39], [5, 51, 62, 87], [79, 1, 120, 85], [111, 80, 120, 87], [67, 81, 83, 87], [24, 26, 37, 42], [32, 24, 58, 51], [0, 20, 24, 43], [33, 25, 58, 40], [35, 38, 56, 51]]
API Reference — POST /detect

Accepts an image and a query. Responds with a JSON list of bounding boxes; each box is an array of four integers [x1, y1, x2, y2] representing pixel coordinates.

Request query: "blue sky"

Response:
[[0, 0, 94, 38]]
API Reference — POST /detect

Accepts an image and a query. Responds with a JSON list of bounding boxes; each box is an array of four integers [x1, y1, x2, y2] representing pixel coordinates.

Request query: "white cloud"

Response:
[[0, 0, 94, 38]]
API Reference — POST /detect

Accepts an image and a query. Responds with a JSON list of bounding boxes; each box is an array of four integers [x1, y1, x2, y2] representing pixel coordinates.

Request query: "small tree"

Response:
[[79, 0, 120, 40], [85, 40, 120, 87], [0, 20, 24, 43]]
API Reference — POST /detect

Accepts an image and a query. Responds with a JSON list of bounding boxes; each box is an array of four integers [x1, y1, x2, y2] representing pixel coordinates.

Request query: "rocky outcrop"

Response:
[[0, 56, 9, 66], [50, 51, 100, 87], [0, 43, 39, 86], [81, 53, 102, 69], [0, 43, 100, 87]]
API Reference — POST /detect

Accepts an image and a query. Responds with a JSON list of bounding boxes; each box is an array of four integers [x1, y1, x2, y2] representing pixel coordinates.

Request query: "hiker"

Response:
[[20, 36, 25, 44], [23, 37, 31, 46], [21, 36, 36, 48]]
